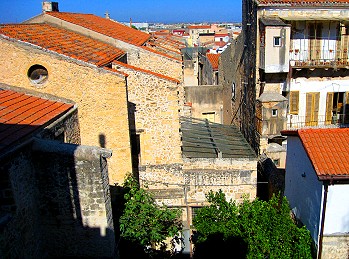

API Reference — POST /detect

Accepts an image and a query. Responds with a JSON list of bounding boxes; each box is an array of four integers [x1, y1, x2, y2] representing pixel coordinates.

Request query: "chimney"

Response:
[[105, 11, 110, 19], [130, 18, 132, 28], [42, 2, 59, 12]]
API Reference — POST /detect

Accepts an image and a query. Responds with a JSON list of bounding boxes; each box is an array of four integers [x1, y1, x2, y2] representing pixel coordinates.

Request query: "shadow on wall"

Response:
[[0, 127, 115, 258]]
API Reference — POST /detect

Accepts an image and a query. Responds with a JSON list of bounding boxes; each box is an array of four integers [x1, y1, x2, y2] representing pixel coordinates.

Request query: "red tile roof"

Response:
[[282, 128, 349, 180], [0, 23, 125, 67], [207, 53, 220, 70], [113, 61, 180, 84], [0, 88, 74, 153], [188, 25, 211, 29], [46, 12, 150, 46], [140, 46, 183, 62], [256, 0, 349, 6]]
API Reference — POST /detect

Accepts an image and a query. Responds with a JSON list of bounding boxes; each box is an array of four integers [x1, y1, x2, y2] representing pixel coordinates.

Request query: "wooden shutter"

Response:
[[289, 91, 299, 115], [325, 92, 333, 125], [306, 92, 320, 126]]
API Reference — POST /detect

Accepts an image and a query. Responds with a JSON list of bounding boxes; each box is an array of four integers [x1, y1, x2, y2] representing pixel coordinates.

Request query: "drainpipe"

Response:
[[318, 182, 328, 259]]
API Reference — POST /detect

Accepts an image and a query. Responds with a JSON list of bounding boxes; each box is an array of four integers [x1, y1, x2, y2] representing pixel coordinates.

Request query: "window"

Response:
[[289, 91, 299, 115], [272, 109, 278, 117], [273, 36, 281, 47], [273, 159, 280, 167], [202, 112, 215, 122], [232, 82, 236, 101], [27, 64, 48, 85]]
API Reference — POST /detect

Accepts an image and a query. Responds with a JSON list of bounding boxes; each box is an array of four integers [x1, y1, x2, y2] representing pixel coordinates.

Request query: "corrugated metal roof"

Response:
[[180, 117, 256, 159]]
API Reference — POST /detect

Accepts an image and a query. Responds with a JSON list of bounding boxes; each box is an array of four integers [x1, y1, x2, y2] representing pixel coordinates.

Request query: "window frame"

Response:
[[273, 36, 281, 47]]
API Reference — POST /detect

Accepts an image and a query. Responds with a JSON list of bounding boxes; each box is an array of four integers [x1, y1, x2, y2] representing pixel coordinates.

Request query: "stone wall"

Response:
[[114, 63, 183, 165], [219, 37, 245, 126], [127, 47, 183, 82], [0, 145, 45, 259], [0, 139, 116, 258], [321, 234, 349, 259], [0, 38, 132, 184], [139, 157, 257, 219]]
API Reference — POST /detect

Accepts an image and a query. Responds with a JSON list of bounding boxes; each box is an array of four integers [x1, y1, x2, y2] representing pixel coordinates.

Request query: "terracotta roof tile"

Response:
[[0, 88, 74, 153], [0, 23, 125, 67], [46, 12, 150, 46], [113, 61, 180, 84], [207, 53, 220, 70], [283, 128, 349, 179], [257, 0, 349, 6], [188, 25, 211, 29], [140, 46, 182, 62]]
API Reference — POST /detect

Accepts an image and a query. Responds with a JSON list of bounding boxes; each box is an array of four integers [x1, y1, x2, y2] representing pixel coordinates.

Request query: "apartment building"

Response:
[[235, 0, 349, 156]]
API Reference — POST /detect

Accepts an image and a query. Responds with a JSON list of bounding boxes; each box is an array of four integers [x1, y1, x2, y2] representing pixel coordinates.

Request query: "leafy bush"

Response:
[[119, 173, 182, 252], [193, 190, 313, 258]]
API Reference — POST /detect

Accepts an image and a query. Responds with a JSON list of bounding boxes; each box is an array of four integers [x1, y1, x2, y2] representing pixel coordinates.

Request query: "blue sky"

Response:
[[0, 0, 242, 24]]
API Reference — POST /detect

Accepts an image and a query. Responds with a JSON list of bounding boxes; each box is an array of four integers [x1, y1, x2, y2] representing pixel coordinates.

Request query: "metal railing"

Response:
[[286, 114, 349, 130], [289, 38, 349, 67]]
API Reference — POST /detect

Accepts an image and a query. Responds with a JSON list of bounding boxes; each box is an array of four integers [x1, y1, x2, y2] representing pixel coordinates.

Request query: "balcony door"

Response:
[[305, 92, 319, 126], [308, 23, 322, 62]]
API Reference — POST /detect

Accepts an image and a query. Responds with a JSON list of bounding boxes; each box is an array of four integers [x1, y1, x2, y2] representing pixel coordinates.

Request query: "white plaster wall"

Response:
[[265, 26, 290, 73], [324, 184, 349, 234], [284, 135, 323, 244], [289, 77, 349, 122]]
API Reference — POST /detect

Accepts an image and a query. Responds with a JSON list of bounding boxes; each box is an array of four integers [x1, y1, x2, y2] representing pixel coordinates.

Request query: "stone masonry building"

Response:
[[0, 84, 116, 258], [0, 23, 132, 184]]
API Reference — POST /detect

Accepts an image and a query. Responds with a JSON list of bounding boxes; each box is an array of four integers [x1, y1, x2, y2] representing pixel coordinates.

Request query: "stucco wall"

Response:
[[184, 85, 223, 123], [0, 38, 132, 184], [288, 77, 349, 127], [284, 135, 323, 245], [115, 64, 183, 165], [324, 184, 349, 234]]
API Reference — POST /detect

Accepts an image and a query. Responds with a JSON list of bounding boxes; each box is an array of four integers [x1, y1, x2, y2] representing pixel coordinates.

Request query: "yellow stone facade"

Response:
[[0, 38, 132, 184]]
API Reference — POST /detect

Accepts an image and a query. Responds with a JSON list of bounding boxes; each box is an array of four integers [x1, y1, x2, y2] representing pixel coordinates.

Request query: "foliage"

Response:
[[119, 173, 182, 251], [193, 190, 313, 259]]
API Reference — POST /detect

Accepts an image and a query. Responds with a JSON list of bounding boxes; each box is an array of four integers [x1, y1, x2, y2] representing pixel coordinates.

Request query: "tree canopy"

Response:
[[119, 174, 182, 252], [192, 190, 313, 259]]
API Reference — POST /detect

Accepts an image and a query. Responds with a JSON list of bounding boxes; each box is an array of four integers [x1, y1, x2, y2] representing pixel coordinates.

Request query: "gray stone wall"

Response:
[[199, 55, 214, 85], [219, 36, 245, 126], [0, 139, 116, 258], [32, 139, 115, 258], [0, 145, 45, 259]]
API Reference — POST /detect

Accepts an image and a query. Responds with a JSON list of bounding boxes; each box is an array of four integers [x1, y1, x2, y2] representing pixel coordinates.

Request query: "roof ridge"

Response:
[[113, 61, 180, 84], [140, 46, 182, 63]]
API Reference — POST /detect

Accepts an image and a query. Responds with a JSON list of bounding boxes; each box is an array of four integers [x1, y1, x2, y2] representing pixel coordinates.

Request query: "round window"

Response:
[[27, 64, 48, 85]]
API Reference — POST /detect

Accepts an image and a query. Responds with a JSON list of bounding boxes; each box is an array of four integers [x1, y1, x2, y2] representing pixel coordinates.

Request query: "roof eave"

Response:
[[318, 174, 349, 181]]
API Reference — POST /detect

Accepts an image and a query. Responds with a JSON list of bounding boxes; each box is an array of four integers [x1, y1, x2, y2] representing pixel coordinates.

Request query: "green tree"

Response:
[[119, 173, 182, 252], [193, 190, 313, 258]]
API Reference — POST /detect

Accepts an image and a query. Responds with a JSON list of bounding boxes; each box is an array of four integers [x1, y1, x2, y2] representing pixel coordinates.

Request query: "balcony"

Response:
[[289, 38, 349, 69], [286, 114, 349, 130]]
